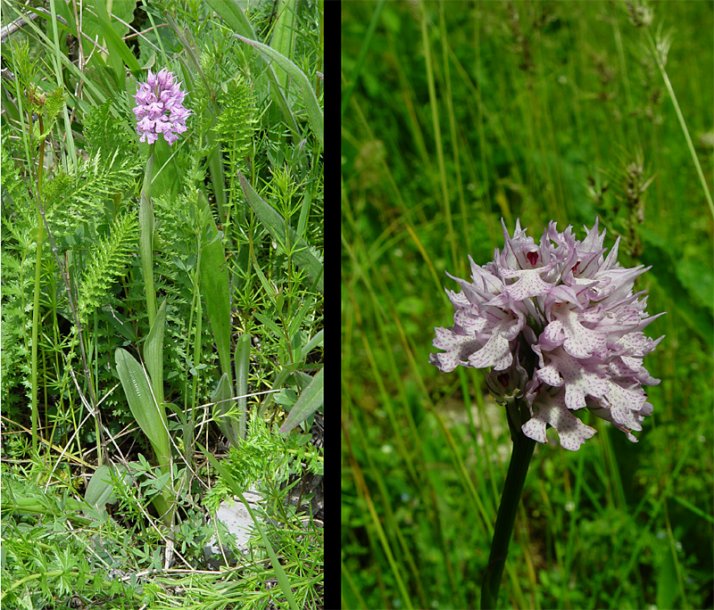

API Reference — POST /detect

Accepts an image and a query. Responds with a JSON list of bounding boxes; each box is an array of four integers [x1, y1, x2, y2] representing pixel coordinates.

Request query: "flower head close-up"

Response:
[[133, 68, 191, 145], [430, 219, 664, 450]]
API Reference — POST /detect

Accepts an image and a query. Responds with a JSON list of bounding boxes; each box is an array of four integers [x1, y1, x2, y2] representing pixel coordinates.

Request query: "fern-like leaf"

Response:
[[82, 100, 138, 160], [44, 151, 141, 247], [78, 211, 139, 322], [213, 76, 257, 175]]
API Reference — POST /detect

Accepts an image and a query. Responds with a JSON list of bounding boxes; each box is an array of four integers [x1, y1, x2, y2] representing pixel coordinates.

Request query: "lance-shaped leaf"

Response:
[[212, 372, 239, 446], [235, 334, 251, 442], [198, 194, 233, 381], [270, 0, 298, 96], [143, 300, 166, 408], [115, 348, 171, 470], [279, 367, 324, 434], [84, 464, 130, 515], [239, 172, 323, 292]]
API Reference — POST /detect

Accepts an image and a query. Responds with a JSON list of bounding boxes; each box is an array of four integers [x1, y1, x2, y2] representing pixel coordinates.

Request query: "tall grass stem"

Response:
[[420, 7, 457, 269], [649, 34, 714, 219]]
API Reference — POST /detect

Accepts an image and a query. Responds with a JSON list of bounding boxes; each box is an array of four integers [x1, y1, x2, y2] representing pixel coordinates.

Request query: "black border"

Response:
[[323, 0, 342, 609]]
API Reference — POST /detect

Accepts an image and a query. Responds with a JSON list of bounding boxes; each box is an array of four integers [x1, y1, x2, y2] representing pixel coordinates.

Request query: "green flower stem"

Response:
[[139, 149, 157, 328], [481, 408, 536, 610], [137, 149, 174, 527]]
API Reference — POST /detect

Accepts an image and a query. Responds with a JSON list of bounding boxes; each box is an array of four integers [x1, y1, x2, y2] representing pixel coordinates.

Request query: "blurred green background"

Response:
[[341, 1, 713, 609]]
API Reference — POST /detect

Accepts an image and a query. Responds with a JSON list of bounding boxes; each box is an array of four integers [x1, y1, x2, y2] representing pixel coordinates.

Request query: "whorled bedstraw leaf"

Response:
[[238, 172, 323, 292]]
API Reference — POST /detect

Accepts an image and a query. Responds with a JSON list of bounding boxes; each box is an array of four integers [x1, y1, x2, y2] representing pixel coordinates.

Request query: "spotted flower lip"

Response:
[[133, 69, 191, 145], [430, 219, 664, 450]]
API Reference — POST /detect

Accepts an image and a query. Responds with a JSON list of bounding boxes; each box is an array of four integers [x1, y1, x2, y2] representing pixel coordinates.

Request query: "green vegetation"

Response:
[[341, 1, 713, 609], [1, 0, 323, 607]]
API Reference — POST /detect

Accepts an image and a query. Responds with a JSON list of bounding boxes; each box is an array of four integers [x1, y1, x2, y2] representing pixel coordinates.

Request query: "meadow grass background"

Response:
[[1, 0, 323, 607], [341, 1, 713, 609]]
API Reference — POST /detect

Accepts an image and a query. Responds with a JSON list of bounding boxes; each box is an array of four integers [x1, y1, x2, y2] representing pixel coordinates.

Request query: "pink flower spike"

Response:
[[431, 218, 664, 449], [134, 68, 191, 145]]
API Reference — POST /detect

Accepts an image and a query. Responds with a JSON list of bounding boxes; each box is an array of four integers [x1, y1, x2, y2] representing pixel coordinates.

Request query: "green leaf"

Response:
[[235, 33, 323, 148], [235, 334, 251, 442], [212, 372, 239, 446], [5, 7, 107, 105], [85, 0, 141, 80], [258, 366, 294, 414], [301, 329, 323, 362], [675, 257, 714, 314], [115, 348, 171, 470], [205, 0, 300, 139], [198, 194, 233, 380], [279, 368, 324, 434], [84, 464, 129, 513], [640, 230, 712, 344], [78, 210, 139, 322], [144, 300, 167, 408], [238, 172, 323, 292], [41, 87, 66, 135], [270, 0, 298, 96], [655, 540, 679, 610]]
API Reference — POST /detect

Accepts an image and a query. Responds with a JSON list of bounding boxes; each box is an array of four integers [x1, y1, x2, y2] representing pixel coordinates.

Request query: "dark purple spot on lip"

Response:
[[572, 261, 580, 274], [526, 251, 539, 266]]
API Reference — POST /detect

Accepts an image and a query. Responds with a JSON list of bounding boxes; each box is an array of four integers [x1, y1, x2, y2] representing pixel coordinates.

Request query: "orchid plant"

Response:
[[431, 219, 664, 608], [112, 69, 193, 528]]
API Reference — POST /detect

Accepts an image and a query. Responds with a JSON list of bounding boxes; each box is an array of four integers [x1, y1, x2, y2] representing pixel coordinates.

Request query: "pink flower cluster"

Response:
[[133, 69, 191, 145], [430, 220, 664, 450]]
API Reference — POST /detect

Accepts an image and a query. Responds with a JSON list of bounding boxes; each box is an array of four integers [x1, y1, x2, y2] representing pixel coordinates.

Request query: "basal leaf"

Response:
[[84, 464, 129, 514], [115, 348, 171, 470]]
